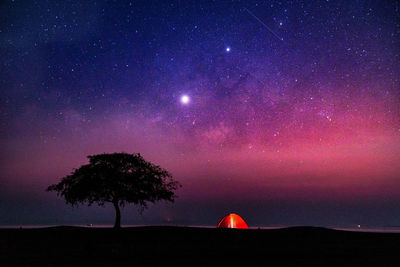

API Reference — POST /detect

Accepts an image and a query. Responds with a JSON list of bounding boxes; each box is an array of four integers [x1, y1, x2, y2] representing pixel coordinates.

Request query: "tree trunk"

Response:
[[113, 201, 121, 229]]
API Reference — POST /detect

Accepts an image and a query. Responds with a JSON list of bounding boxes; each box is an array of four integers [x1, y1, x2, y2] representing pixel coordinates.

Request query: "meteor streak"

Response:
[[244, 7, 284, 42]]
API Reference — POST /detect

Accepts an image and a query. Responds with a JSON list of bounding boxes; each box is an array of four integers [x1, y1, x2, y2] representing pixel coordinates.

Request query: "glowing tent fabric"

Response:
[[217, 213, 249, 229]]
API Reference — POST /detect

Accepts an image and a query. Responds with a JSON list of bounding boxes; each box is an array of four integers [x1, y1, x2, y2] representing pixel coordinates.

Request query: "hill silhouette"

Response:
[[1, 226, 400, 266]]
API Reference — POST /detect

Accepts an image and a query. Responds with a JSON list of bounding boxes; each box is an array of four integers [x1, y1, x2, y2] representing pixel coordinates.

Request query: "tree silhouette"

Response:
[[47, 153, 181, 228]]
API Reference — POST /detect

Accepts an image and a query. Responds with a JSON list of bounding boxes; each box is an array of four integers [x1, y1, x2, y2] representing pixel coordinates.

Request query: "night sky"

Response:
[[1, 0, 399, 228]]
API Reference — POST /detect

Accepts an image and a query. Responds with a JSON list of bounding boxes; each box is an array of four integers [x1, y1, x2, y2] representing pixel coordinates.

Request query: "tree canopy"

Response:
[[47, 152, 181, 228]]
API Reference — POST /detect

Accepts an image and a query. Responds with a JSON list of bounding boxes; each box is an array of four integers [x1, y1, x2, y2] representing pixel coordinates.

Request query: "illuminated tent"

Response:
[[217, 213, 249, 229]]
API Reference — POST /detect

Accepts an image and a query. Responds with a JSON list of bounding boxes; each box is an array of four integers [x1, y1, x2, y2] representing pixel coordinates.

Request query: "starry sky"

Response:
[[1, 0, 399, 227]]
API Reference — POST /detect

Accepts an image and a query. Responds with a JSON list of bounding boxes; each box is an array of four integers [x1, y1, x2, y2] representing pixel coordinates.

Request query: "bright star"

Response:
[[226, 47, 231, 52], [180, 95, 190, 104]]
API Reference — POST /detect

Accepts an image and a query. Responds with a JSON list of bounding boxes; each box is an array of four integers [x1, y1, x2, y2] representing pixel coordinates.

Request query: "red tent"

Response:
[[217, 213, 249, 229]]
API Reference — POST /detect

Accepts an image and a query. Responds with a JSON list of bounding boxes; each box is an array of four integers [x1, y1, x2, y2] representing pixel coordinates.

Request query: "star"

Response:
[[180, 95, 190, 105], [225, 47, 231, 52]]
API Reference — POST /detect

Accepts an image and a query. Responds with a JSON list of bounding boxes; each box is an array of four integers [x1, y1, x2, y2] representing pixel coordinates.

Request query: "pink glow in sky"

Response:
[[1, 0, 399, 226]]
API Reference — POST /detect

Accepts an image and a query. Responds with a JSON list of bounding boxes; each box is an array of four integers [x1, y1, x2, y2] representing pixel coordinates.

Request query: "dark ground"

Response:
[[1, 226, 399, 266]]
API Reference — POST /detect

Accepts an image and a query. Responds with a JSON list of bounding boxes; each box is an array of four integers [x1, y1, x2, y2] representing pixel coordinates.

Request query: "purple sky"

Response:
[[1, 0, 399, 227]]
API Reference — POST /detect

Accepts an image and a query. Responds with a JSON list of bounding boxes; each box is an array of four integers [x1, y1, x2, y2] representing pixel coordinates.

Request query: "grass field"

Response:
[[1, 226, 399, 266]]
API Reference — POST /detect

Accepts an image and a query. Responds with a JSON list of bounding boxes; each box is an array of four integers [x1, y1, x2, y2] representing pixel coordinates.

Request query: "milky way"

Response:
[[1, 0, 399, 227]]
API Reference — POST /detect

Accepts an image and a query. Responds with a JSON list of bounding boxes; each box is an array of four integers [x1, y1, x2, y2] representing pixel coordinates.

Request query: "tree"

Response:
[[47, 152, 181, 228]]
